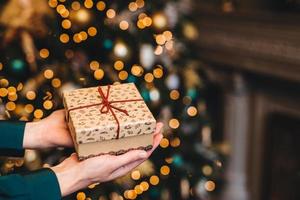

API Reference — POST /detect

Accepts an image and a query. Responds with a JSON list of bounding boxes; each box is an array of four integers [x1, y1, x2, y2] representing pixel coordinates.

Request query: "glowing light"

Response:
[[25, 104, 34, 113], [202, 165, 213, 176], [56, 4, 66, 14], [128, 2, 138, 12], [153, 12, 167, 29], [170, 90, 180, 100], [134, 185, 143, 194], [84, 0, 93, 9], [143, 17, 152, 27], [94, 69, 104, 80], [170, 137, 181, 147], [34, 109, 44, 119], [149, 88, 160, 101], [75, 9, 90, 23], [169, 118, 179, 129], [160, 165, 170, 175], [205, 181, 216, 192], [119, 20, 129, 30], [106, 9, 116, 19], [153, 67, 163, 78], [0, 88, 8, 97], [43, 100, 53, 110], [187, 106, 197, 117], [60, 9, 69, 18], [6, 102, 16, 111], [26, 91, 36, 100], [160, 138, 169, 148], [44, 69, 54, 79], [51, 78, 61, 88], [156, 34, 166, 45], [140, 181, 149, 191], [149, 175, 159, 185], [8, 93, 17, 101], [131, 170, 141, 180], [61, 19, 71, 29], [76, 192, 86, 200], [136, 0, 145, 8], [0, 79, 9, 87], [87, 27, 97, 36], [71, 1, 81, 10], [90, 61, 100, 70], [137, 20, 145, 29], [127, 190, 137, 199], [73, 34, 82, 43], [163, 31, 173, 41], [131, 65, 143, 76], [96, 1, 106, 11], [79, 31, 88, 40], [144, 73, 154, 83], [60, 33, 69, 43], [39, 49, 49, 59], [114, 60, 124, 71], [48, 0, 58, 8], [154, 45, 163, 55], [0, 62, 3, 70], [114, 42, 128, 58], [118, 70, 128, 80]]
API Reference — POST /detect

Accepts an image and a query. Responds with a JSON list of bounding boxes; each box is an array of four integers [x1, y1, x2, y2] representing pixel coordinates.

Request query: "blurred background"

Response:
[[0, 0, 299, 200]]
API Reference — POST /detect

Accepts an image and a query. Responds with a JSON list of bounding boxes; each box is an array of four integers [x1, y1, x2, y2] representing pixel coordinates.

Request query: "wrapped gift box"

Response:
[[63, 83, 156, 160]]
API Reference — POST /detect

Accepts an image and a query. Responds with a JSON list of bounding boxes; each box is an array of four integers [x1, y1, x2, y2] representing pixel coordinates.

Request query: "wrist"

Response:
[[51, 161, 87, 196], [23, 121, 44, 149]]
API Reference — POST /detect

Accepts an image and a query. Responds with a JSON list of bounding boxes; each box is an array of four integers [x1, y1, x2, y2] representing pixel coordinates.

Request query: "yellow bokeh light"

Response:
[[71, 1, 81, 10], [0, 79, 9, 87], [153, 12, 167, 29], [205, 180, 216, 192], [56, 4, 66, 14], [160, 165, 170, 176], [156, 34, 166, 45], [170, 137, 181, 147], [153, 67, 163, 78], [170, 90, 180, 100], [60, 33, 70, 43], [84, 0, 93, 9], [75, 9, 90, 23], [34, 109, 44, 119], [7, 86, 16, 95], [60, 9, 69, 18], [94, 69, 104, 80], [165, 40, 174, 50], [0, 88, 8, 97], [140, 181, 149, 191], [73, 34, 82, 43], [51, 78, 61, 88], [87, 27, 97, 36], [134, 185, 143, 195], [26, 91, 36, 100], [43, 100, 53, 110], [154, 45, 163, 55], [202, 165, 213, 176], [61, 19, 71, 29], [118, 70, 128, 80], [8, 93, 18, 101], [96, 1, 106, 11], [25, 104, 34, 113], [144, 73, 154, 83], [106, 9, 116, 19], [6, 102, 16, 111], [136, 0, 145, 8], [79, 31, 88, 40], [127, 190, 137, 199], [165, 157, 173, 164], [39, 49, 50, 59], [137, 20, 145, 29], [17, 83, 23, 91], [149, 175, 159, 186], [0, 62, 3, 70], [169, 118, 180, 129], [48, 0, 58, 8], [119, 20, 129, 30], [163, 30, 173, 41], [114, 60, 124, 71], [44, 69, 54, 79], [187, 106, 197, 117], [131, 65, 143, 76], [143, 17, 152, 27], [76, 192, 86, 200], [131, 170, 141, 180], [160, 138, 169, 148], [90, 61, 100, 70], [128, 2, 138, 12]]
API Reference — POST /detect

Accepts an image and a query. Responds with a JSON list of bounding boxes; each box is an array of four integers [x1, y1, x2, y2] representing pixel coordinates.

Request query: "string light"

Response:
[[90, 61, 100, 70], [136, 0, 145, 8], [187, 106, 197, 117], [76, 192, 86, 200], [44, 69, 54, 79], [43, 100, 53, 110], [170, 137, 181, 147], [131, 170, 141, 180], [24, 104, 34, 113], [134, 185, 143, 195], [156, 34, 166, 45], [51, 78, 61, 88], [153, 12, 167, 29], [153, 67, 163, 78], [39, 49, 49, 59], [154, 46, 163, 55], [202, 165, 213, 176], [75, 9, 90, 23], [149, 175, 159, 185], [114, 42, 128, 58], [170, 90, 180, 100], [0, 79, 9, 87], [127, 190, 137, 199], [48, 0, 58, 8], [96, 1, 106, 11], [79, 31, 88, 41], [169, 118, 180, 129], [131, 65, 143, 76], [114, 60, 124, 71], [34, 109, 44, 119], [140, 181, 149, 191], [87, 27, 97, 36], [61, 19, 71, 29], [118, 70, 128, 80], [144, 73, 154, 83], [94, 69, 104, 80], [6, 102, 16, 111], [205, 181, 216, 192], [60, 33, 70, 43], [26, 91, 36, 100], [84, 0, 93, 9], [106, 9, 116, 19], [128, 2, 138, 12], [160, 138, 169, 148], [119, 20, 129, 30], [0, 88, 8, 97], [160, 165, 170, 175], [71, 1, 81, 11]]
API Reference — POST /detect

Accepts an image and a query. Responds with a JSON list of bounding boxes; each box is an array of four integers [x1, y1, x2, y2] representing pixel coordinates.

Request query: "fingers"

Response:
[[147, 132, 163, 156], [109, 158, 145, 180], [153, 122, 163, 136], [110, 150, 148, 170]]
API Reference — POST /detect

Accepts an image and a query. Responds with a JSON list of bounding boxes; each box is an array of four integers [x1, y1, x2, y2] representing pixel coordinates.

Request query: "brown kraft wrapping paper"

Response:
[[62, 83, 156, 160]]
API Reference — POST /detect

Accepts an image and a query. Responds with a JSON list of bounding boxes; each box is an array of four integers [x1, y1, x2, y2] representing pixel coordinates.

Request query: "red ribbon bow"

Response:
[[67, 85, 143, 139]]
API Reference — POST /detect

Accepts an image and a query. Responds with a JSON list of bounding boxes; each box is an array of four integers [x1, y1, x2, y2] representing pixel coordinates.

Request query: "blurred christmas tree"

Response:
[[0, 0, 225, 199]]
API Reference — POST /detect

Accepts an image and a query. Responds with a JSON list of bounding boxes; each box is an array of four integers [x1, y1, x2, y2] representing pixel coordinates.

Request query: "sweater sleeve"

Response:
[[0, 168, 62, 200], [0, 121, 26, 157]]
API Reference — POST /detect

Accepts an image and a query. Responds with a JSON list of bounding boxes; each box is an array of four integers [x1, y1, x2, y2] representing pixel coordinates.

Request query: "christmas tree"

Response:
[[0, 0, 224, 199]]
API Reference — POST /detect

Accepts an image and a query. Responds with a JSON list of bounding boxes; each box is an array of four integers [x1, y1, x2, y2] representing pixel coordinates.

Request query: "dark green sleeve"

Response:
[[0, 121, 26, 157], [0, 168, 62, 200]]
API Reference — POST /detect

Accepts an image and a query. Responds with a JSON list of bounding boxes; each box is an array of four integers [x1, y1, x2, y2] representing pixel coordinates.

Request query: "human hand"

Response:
[[23, 110, 73, 149], [51, 122, 163, 197]]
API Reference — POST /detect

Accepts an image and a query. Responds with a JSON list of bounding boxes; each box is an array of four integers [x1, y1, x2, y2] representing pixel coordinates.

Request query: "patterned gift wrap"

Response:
[[63, 83, 156, 159]]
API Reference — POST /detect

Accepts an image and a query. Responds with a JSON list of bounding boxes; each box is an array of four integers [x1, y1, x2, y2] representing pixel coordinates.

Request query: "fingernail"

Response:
[[139, 151, 148, 158]]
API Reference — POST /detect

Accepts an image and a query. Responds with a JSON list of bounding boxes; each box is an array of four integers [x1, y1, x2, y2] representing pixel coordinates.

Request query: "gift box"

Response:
[[62, 83, 156, 160]]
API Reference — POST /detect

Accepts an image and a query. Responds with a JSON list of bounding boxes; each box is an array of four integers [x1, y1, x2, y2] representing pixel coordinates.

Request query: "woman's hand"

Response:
[[51, 123, 163, 197], [23, 110, 73, 149]]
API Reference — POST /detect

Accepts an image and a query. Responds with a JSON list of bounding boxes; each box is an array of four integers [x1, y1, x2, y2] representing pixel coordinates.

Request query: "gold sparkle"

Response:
[[51, 78, 61, 88], [34, 109, 44, 119], [39, 49, 50, 59], [96, 1, 106, 11], [160, 165, 170, 175], [118, 70, 128, 80], [44, 69, 54, 79], [114, 60, 124, 71], [106, 9, 116, 19], [169, 118, 180, 129], [94, 69, 104, 80], [149, 175, 159, 185]]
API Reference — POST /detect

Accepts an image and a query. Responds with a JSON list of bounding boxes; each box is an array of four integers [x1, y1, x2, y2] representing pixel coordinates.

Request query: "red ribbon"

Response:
[[67, 85, 143, 139]]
